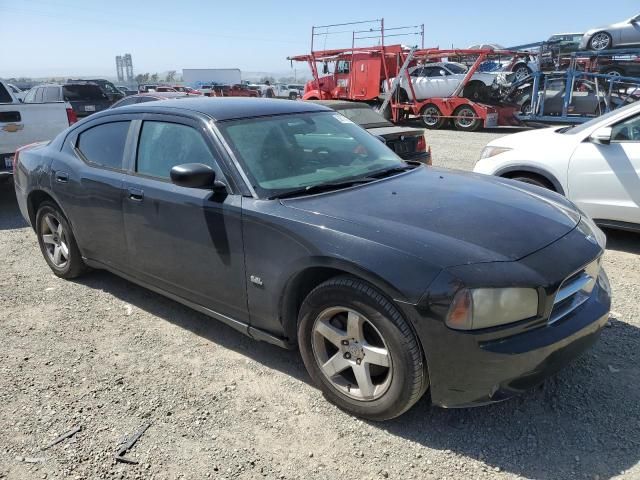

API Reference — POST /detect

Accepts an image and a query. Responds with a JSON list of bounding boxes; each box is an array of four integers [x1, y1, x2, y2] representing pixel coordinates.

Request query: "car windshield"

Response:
[[217, 111, 404, 198], [560, 101, 640, 135], [63, 85, 107, 101], [335, 107, 392, 128]]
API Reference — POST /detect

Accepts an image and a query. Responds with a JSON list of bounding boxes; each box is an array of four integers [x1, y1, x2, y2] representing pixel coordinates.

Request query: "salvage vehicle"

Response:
[[475, 100, 640, 232], [68, 79, 124, 104], [14, 98, 611, 419], [172, 86, 202, 95], [6, 83, 26, 102], [23, 83, 111, 118], [386, 62, 502, 103], [515, 77, 628, 116], [109, 92, 188, 108], [213, 84, 260, 98], [310, 100, 431, 163], [580, 13, 640, 51], [1, 80, 76, 180]]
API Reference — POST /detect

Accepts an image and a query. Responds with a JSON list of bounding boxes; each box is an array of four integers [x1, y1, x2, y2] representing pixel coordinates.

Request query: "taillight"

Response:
[[66, 107, 78, 125], [416, 135, 427, 152]]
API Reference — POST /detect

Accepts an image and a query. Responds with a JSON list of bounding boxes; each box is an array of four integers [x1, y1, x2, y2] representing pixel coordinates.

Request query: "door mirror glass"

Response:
[[590, 126, 612, 145], [170, 163, 217, 188]]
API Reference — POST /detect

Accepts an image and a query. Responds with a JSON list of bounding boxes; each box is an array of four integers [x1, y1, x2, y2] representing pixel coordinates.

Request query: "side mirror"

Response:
[[170, 163, 220, 189], [590, 127, 612, 145]]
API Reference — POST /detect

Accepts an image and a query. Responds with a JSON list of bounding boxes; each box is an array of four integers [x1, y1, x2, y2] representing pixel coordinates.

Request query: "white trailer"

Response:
[[182, 69, 242, 88]]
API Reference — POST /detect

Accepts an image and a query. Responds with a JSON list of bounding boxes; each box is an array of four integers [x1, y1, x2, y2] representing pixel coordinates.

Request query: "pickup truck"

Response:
[[0, 81, 76, 180]]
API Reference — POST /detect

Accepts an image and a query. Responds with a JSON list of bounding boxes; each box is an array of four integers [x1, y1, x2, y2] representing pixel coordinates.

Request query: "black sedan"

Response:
[[13, 98, 611, 420], [309, 100, 431, 164]]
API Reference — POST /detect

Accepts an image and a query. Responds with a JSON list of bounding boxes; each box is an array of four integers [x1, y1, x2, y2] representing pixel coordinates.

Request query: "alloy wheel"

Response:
[[311, 307, 393, 401], [40, 213, 69, 268], [456, 108, 476, 128], [591, 33, 611, 51]]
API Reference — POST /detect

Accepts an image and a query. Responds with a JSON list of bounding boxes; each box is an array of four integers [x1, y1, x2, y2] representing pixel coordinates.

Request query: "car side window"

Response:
[[136, 121, 216, 179], [34, 87, 44, 103], [410, 67, 424, 77], [43, 86, 60, 102], [611, 114, 640, 142], [77, 121, 131, 170]]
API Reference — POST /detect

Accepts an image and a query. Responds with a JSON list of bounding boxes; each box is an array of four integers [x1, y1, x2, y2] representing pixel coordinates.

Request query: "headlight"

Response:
[[446, 287, 539, 330], [576, 216, 607, 250], [479, 146, 512, 159]]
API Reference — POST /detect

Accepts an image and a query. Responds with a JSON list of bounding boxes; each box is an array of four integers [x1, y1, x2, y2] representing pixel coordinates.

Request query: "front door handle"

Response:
[[127, 188, 144, 201], [55, 172, 69, 183]]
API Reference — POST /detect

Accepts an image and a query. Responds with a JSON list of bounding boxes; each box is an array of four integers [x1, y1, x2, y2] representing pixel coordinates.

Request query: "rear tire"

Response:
[[420, 104, 446, 129], [452, 105, 481, 132], [298, 276, 428, 421], [35, 201, 87, 279], [589, 32, 612, 51]]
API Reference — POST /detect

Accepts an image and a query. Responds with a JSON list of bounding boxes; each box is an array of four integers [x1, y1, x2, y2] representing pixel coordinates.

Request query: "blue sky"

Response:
[[1, 0, 638, 78]]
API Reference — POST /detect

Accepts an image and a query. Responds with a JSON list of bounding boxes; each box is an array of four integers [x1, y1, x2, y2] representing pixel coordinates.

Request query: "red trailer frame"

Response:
[[384, 48, 529, 131], [289, 20, 533, 130]]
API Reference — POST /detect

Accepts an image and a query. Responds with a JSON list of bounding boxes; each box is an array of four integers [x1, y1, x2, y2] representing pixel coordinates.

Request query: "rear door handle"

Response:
[[127, 188, 144, 201], [55, 172, 69, 183]]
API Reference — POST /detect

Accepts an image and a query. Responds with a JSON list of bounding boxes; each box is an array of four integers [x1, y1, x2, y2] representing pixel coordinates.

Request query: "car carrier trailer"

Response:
[[289, 19, 531, 131], [513, 47, 640, 125]]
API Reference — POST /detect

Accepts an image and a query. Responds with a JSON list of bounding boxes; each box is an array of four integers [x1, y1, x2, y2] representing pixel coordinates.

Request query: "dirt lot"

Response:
[[1, 128, 639, 480]]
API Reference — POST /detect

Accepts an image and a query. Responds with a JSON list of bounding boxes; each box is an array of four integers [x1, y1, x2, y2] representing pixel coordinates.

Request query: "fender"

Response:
[[494, 164, 565, 195], [302, 89, 332, 100], [277, 255, 425, 344]]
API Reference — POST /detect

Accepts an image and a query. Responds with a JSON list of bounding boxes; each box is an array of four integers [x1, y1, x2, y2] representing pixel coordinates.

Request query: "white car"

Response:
[[474, 102, 640, 232], [388, 62, 499, 102]]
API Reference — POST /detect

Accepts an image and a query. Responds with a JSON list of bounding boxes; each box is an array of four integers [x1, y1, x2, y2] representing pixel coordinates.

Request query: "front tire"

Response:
[[298, 276, 427, 421], [36, 201, 87, 279]]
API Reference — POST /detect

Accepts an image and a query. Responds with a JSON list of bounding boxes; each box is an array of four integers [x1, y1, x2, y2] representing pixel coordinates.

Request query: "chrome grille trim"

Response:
[[549, 257, 601, 325]]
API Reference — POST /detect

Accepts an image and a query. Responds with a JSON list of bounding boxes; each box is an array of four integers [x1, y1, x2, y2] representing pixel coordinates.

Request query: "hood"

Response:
[[487, 126, 572, 148], [282, 167, 580, 267]]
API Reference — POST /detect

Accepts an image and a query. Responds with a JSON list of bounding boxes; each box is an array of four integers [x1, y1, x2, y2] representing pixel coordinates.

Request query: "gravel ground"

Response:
[[1, 127, 639, 480]]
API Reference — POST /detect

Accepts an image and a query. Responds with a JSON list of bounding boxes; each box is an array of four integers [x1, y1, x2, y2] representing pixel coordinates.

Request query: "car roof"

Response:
[[308, 100, 371, 110], [115, 97, 332, 121]]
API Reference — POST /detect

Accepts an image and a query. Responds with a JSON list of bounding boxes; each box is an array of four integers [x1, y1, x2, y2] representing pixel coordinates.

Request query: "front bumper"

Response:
[[403, 227, 611, 408]]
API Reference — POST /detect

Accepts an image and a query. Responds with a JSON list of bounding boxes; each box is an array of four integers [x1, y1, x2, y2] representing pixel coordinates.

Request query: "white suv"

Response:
[[474, 102, 640, 232]]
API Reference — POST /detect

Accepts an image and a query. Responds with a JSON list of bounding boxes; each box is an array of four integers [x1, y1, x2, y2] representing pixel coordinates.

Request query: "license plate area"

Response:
[[85, 105, 96, 112]]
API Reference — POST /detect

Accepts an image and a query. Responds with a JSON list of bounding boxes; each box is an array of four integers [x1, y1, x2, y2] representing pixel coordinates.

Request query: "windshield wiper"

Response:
[[270, 179, 373, 200], [271, 164, 418, 200], [365, 163, 417, 179]]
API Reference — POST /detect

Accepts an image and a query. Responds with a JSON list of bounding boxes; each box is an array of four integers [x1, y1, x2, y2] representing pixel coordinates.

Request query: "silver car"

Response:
[[580, 13, 640, 51]]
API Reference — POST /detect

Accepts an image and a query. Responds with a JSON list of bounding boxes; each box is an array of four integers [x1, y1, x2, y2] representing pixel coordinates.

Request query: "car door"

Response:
[[568, 112, 640, 225], [50, 117, 132, 268], [121, 115, 248, 322], [416, 67, 444, 99]]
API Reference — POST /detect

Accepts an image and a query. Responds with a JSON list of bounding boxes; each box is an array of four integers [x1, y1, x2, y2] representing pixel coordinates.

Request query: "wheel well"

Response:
[[280, 267, 354, 344], [27, 190, 58, 230], [501, 170, 556, 191]]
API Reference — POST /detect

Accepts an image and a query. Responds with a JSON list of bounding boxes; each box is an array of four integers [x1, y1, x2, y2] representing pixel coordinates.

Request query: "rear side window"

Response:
[[0, 83, 12, 103], [136, 121, 216, 179], [77, 121, 131, 170], [43, 86, 60, 102], [63, 85, 108, 101]]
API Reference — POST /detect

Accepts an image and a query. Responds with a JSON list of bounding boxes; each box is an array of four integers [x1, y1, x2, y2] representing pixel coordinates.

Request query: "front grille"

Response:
[[548, 257, 601, 325]]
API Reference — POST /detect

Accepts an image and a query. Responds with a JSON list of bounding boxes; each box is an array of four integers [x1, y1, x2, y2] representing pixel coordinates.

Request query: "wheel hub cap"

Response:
[[311, 307, 393, 401]]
